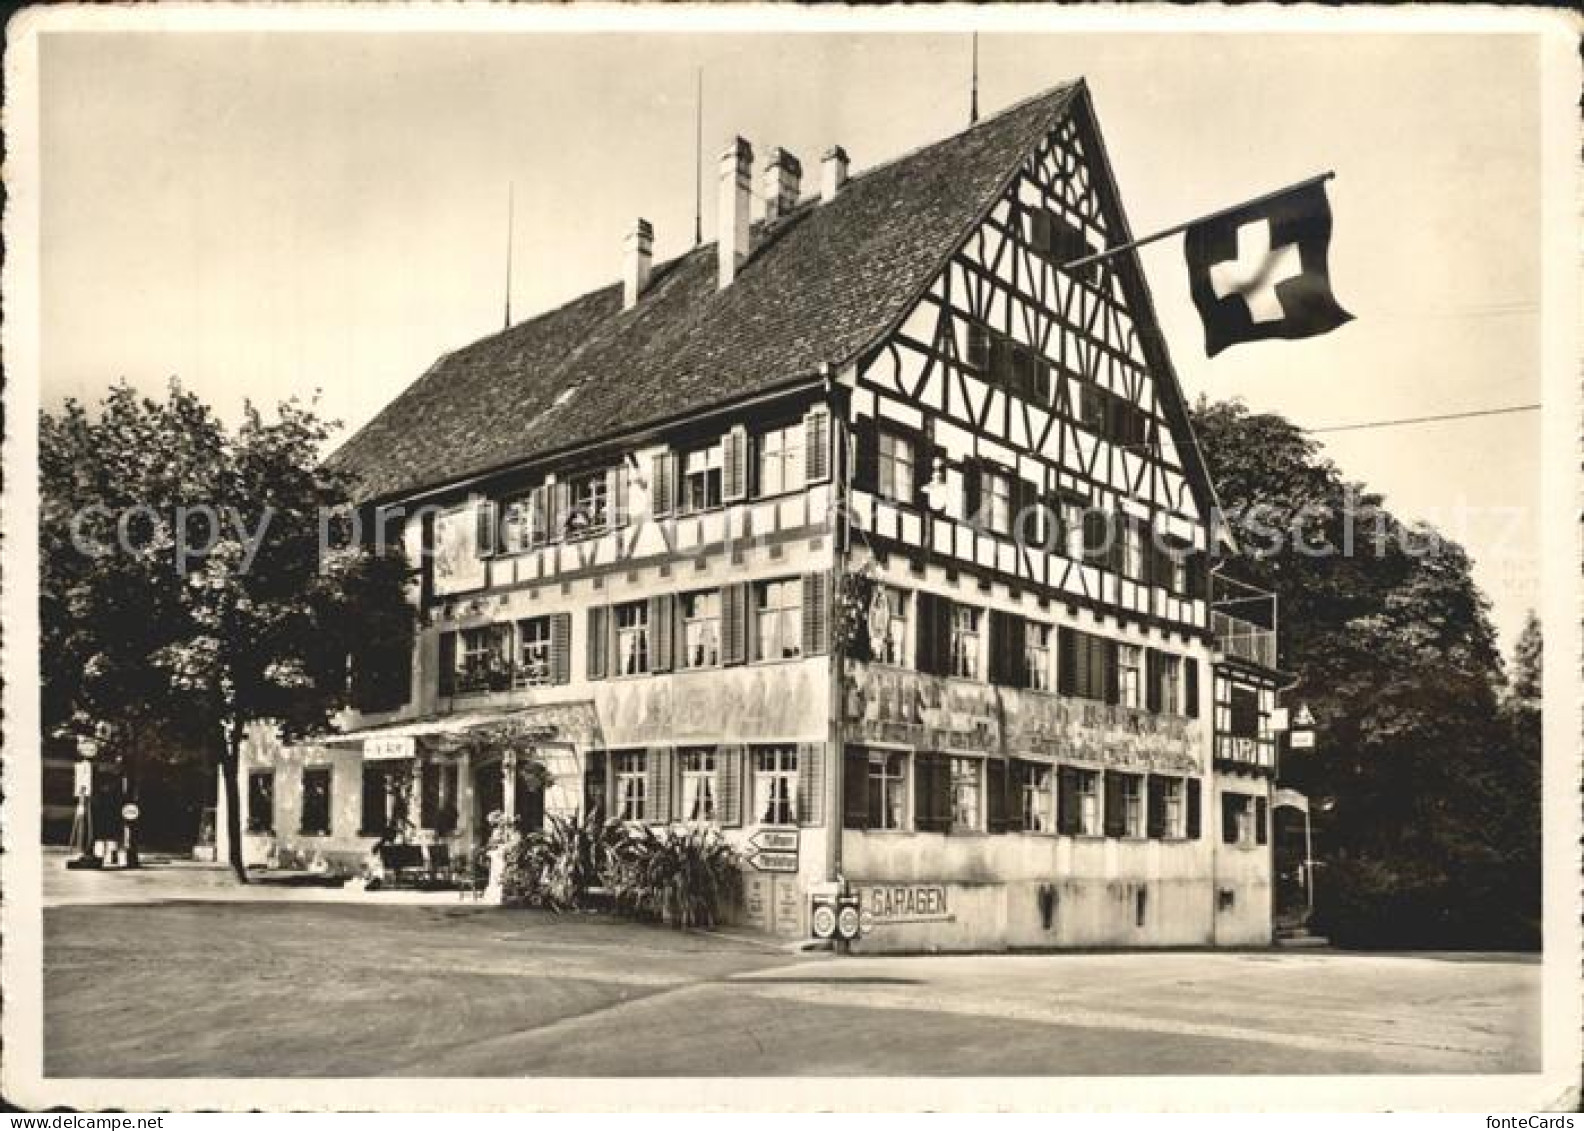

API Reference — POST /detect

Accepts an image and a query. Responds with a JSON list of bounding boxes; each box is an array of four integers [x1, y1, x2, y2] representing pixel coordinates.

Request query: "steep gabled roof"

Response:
[[328, 83, 1082, 504]]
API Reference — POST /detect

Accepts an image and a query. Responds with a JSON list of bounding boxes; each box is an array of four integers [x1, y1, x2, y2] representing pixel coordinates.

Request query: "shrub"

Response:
[[605, 823, 743, 929]]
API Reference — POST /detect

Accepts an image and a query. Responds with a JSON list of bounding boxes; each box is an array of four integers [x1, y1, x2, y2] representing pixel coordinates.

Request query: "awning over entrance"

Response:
[[320, 702, 603, 759], [1272, 787, 1310, 813]]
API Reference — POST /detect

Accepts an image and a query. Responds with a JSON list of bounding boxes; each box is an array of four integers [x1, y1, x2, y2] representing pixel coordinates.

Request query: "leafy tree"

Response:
[[1191, 397, 1536, 948], [40, 381, 415, 880]]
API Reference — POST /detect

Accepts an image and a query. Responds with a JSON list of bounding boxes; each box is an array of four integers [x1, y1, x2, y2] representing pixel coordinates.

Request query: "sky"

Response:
[[37, 26, 1541, 654]]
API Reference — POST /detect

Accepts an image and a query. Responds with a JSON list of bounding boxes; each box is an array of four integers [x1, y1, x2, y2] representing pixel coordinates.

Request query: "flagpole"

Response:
[[1065, 171, 1335, 271]]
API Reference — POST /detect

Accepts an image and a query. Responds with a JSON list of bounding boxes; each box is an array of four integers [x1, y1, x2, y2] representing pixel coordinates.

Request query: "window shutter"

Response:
[[913, 440, 941, 500], [802, 573, 830, 656], [647, 748, 672, 825], [549, 612, 572, 685], [1186, 777, 1202, 840], [842, 748, 870, 830], [852, 417, 880, 494], [582, 752, 607, 821], [476, 499, 498, 557], [722, 582, 749, 666], [420, 762, 441, 829], [1057, 627, 1078, 697], [1256, 796, 1269, 845], [803, 406, 831, 483], [649, 594, 675, 673], [722, 425, 750, 502], [1108, 517, 1128, 574], [1082, 509, 1107, 566], [796, 743, 824, 827], [1103, 639, 1120, 706], [1145, 649, 1163, 713], [1103, 770, 1127, 838], [1185, 659, 1200, 718], [989, 610, 1024, 688], [550, 481, 572, 540], [438, 631, 459, 697], [914, 591, 942, 675], [1015, 477, 1042, 546], [1222, 793, 1240, 844], [719, 746, 744, 827], [586, 606, 609, 680], [651, 451, 676, 517], [1056, 766, 1080, 835], [528, 485, 549, 546], [609, 464, 629, 527], [962, 460, 983, 527], [987, 758, 1011, 834], [1189, 550, 1209, 601], [912, 753, 940, 833], [1146, 774, 1166, 839]]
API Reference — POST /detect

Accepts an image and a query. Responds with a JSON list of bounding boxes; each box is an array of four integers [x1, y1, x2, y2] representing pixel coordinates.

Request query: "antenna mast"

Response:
[[503, 183, 514, 330], [693, 67, 704, 247], [970, 32, 979, 125]]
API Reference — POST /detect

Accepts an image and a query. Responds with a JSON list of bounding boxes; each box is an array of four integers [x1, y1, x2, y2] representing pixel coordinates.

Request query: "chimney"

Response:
[[623, 218, 653, 310], [761, 147, 803, 224], [821, 146, 850, 200], [718, 136, 753, 289]]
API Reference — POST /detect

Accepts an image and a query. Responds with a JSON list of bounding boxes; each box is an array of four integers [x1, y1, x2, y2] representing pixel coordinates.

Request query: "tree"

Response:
[[40, 381, 415, 880], [1191, 397, 1537, 948]]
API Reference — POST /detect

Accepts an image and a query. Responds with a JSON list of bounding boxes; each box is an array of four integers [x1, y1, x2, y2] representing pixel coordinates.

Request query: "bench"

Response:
[[376, 843, 427, 888]]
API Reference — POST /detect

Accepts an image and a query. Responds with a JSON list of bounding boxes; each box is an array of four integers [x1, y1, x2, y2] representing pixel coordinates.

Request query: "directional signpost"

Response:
[[746, 829, 800, 874]]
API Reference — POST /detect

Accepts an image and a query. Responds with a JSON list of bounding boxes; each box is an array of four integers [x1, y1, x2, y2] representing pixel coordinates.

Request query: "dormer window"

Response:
[[564, 469, 609, 538], [679, 444, 723, 514]]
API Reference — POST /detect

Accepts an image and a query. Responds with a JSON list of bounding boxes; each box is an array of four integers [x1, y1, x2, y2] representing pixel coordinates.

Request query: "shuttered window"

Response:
[[752, 746, 799, 826], [801, 573, 830, 656], [614, 751, 648, 822], [1018, 760, 1054, 832], [516, 616, 554, 688], [803, 406, 831, 483], [756, 423, 804, 497], [300, 767, 332, 836], [677, 747, 717, 823], [1059, 627, 1118, 703], [678, 590, 722, 670], [722, 426, 750, 503], [753, 578, 803, 662]]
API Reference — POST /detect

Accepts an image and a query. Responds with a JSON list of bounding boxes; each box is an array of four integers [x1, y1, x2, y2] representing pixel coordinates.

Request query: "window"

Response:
[[1159, 654, 1182, 715], [1170, 550, 1190, 595], [1223, 792, 1259, 846], [679, 590, 721, 670], [1161, 777, 1186, 839], [1020, 762, 1053, 832], [564, 469, 609, 538], [678, 748, 718, 823], [1025, 622, 1052, 692], [680, 444, 723, 513], [1027, 207, 1098, 281], [978, 467, 1013, 535], [1118, 644, 1144, 709], [361, 762, 402, 837], [753, 579, 803, 662], [301, 767, 332, 836], [614, 601, 649, 676], [757, 423, 804, 497], [614, 752, 648, 821], [949, 604, 982, 680], [1080, 385, 1109, 432], [420, 761, 459, 834], [752, 746, 798, 825], [453, 624, 512, 694], [246, 771, 274, 834], [516, 616, 553, 688], [875, 586, 909, 667], [1075, 768, 1101, 835], [1123, 522, 1145, 579], [877, 431, 915, 504], [866, 750, 908, 831], [500, 492, 543, 553], [1229, 685, 1260, 737], [949, 757, 982, 832], [1059, 627, 1115, 703], [966, 322, 991, 373], [1120, 773, 1144, 837], [1061, 499, 1088, 561]]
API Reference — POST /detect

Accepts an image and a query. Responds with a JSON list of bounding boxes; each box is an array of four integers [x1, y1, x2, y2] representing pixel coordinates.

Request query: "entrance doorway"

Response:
[[471, 757, 545, 842]]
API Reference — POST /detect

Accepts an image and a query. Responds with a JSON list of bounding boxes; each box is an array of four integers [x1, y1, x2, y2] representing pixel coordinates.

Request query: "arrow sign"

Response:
[[749, 829, 800, 853], [748, 850, 799, 873]]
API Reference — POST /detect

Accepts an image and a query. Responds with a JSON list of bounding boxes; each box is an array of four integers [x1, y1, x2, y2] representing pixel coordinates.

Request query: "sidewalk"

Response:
[[41, 848, 481, 909]]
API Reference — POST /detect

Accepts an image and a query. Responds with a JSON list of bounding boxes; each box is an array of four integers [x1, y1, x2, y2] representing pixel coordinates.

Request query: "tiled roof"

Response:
[[328, 83, 1082, 503]]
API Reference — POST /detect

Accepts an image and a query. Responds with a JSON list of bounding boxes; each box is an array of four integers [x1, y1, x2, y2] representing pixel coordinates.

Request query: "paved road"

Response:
[[40, 871, 1539, 1077]]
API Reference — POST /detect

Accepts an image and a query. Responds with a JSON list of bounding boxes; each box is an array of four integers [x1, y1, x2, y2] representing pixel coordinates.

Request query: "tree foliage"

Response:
[[40, 381, 416, 879], [1191, 398, 1537, 949]]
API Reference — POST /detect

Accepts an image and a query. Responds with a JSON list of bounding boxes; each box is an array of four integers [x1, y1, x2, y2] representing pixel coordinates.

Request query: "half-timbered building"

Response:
[[223, 79, 1287, 950]]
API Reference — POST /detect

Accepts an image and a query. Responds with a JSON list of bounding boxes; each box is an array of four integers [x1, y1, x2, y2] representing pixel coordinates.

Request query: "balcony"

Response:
[[1212, 611, 1277, 670]]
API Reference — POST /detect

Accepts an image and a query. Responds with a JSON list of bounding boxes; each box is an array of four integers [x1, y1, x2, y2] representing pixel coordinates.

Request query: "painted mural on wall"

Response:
[[845, 662, 1201, 775], [595, 663, 825, 747]]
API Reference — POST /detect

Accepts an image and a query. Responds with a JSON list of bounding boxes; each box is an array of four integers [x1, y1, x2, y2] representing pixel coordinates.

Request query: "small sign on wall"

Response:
[[365, 735, 416, 762]]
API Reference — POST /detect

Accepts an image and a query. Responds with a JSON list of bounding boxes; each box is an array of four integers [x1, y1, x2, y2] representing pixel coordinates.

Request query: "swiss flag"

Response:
[[1184, 179, 1353, 357]]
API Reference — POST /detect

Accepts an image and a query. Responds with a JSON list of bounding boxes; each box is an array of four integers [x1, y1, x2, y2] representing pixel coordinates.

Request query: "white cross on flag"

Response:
[[1184, 179, 1353, 357]]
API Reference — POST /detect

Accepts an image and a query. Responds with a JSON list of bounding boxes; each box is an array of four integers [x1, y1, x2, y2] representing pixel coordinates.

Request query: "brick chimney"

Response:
[[718, 136, 753, 289], [761, 147, 802, 224], [821, 146, 849, 200], [623, 218, 653, 310]]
